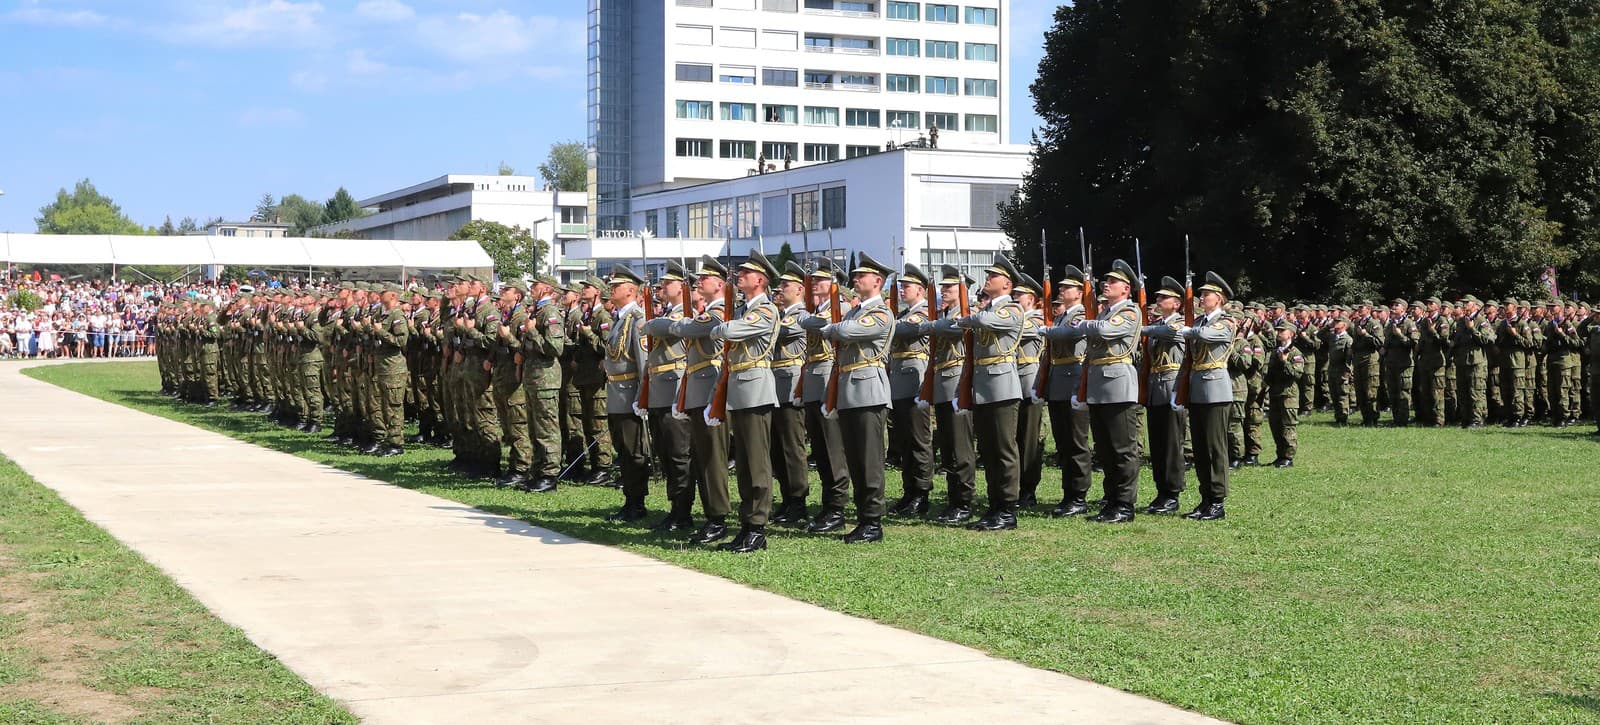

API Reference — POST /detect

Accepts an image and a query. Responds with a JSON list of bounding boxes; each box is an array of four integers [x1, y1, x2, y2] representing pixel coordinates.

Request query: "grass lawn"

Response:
[[0, 447, 355, 723], [25, 360, 1600, 724]]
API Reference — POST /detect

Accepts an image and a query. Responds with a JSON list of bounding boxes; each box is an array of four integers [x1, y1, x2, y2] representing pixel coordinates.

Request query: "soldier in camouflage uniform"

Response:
[[1266, 321, 1304, 467], [518, 275, 567, 493], [569, 277, 615, 485], [490, 281, 532, 486]]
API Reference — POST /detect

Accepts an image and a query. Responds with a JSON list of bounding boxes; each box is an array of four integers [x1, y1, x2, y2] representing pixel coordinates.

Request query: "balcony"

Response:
[[804, 45, 881, 56], [803, 8, 879, 19], [804, 81, 880, 92], [559, 223, 588, 236]]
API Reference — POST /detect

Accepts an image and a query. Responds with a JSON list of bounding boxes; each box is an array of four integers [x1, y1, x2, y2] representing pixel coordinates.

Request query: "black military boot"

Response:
[[888, 493, 929, 517], [1050, 498, 1088, 518], [717, 525, 768, 552], [967, 506, 1018, 531], [650, 499, 695, 532], [1087, 504, 1135, 524], [841, 519, 884, 543], [1141, 496, 1180, 514], [688, 518, 730, 545], [806, 507, 846, 533], [933, 504, 973, 525], [495, 471, 527, 488], [605, 497, 650, 523]]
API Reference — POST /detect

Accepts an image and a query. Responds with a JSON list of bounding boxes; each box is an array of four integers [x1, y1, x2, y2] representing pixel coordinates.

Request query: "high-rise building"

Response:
[[588, 0, 1010, 233]]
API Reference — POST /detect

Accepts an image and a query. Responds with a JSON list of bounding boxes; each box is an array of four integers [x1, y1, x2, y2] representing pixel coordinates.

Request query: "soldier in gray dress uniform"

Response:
[[666, 255, 733, 546], [1179, 272, 1237, 520], [601, 265, 651, 522], [887, 263, 935, 516], [1071, 259, 1144, 523], [922, 265, 979, 524], [639, 261, 696, 533], [803, 258, 853, 534], [709, 251, 783, 553], [1013, 274, 1047, 509], [954, 254, 1025, 531], [798, 252, 895, 543], [1043, 265, 1092, 517], [769, 262, 812, 524], [1140, 276, 1188, 514]]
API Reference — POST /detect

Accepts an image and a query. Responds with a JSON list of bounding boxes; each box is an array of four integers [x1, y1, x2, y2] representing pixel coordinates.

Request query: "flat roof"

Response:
[[358, 174, 553, 208], [630, 145, 1034, 202]]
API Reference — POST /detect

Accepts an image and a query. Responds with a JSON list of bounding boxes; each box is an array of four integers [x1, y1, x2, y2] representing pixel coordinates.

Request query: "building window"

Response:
[[804, 34, 833, 48], [675, 138, 713, 157], [964, 5, 997, 24], [886, 37, 919, 56], [925, 40, 958, 59], [719, 66, 756, 84], [822, 186, 846, 228], [245, 229, 256, 238], [720, 140, 757, 159], [764, 104, 798, 123], [926, 3, 957, 22], [925, 76, 957, 95], [687, 202, 710, 237], [838, 73, 878, 90], [736, 194, 760, 238], [926, 112, 957, 130], [804, 143, 839, 162], [220, 228, 236, 237], [710, 198, 734, 237], [845, 108, 880, 127], [667, 208, 681, 237], [839, 1, 875, 11], [964, 114, 998, 133], [763, 141, 798, 162], [677, 24, 713, 44], [721, 102, 757, 121], [964, 78, 997, 97], [762, 67, 798, 86], [561, 206, 587, 224], [676, 100, 713, 120], [676, 63, 713, 82], [887, 0, 918, 20], [644, 211, 659, 237], [677, 0, 712, 6], [970, 183, 1016, 228], [804, 70, 833, 88], [804, 106, 839, 126], [763, 0, 798, 10], [886, 73, 918, 93], [846, 145, 878, 158], [965, 42, 997, 61], [792, 190, 818, 232], [887, 110, 919, 129]]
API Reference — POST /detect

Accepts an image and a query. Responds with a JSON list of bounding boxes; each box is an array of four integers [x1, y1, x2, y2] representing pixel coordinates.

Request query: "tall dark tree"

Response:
[[177, 216, 200, 234], [449, 220, 547, 279], [252, 193, 278, 222], [276, 194, 325, 236], [157, 215, 178, 236], [323, 187, 363, 224], [1007, 1, 1600, 301], [538, 141, 588, 192]]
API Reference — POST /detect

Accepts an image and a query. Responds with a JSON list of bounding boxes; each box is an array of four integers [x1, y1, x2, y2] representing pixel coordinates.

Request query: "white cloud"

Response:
[[237, 107, 305, 127], [415, 11, 568, 63], [355, 0, 413, 22], [345, 49, 387, 75], [289, 69, 328, 91], [5, 1, 109, 28], [165, 1, 326, 48]]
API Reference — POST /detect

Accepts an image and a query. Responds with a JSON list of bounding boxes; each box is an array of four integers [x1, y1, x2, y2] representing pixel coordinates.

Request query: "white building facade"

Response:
[[589, 0, 1011, 233], [566, 145, 1030, 282], [318, 174, 592, 280]]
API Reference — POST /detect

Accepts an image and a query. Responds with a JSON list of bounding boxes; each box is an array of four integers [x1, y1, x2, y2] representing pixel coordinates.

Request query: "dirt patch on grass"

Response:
[[0, 549, 160, 723]]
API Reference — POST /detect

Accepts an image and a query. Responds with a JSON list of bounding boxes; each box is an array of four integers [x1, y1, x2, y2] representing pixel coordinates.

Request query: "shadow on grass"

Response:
[[1543, 692, 1600, 713]]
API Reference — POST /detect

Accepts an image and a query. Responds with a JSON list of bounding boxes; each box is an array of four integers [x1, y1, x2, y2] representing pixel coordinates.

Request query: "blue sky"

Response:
[[0, 0, 1055, 232]]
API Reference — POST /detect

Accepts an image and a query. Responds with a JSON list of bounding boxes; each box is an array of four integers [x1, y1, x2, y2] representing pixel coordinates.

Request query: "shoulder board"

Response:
[[997, 307, 1014, 318], [695, 313, 712, 323], [781, 316, 796, 325]]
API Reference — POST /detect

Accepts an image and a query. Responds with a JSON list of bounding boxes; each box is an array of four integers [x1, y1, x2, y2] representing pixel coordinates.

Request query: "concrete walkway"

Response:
[[0, 361, 1222, 724]]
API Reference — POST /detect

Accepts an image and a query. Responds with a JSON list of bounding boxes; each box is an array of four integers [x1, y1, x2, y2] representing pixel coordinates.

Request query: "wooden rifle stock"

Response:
[[707, 278, 735, 424], [1076, 280, 1095, 403], [675, 280, 695, 415], [636, 292, 653, 410], [956, 279, 974, 411], [823, 279, 843, 413], [1175, 282, 1195, 407], [1034, 278, 1052, 399], [1136, 284, 1150, 405]]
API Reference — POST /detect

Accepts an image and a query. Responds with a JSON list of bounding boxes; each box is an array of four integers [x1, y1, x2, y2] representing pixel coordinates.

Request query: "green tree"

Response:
[[323, 187, 364, 224], [1008, 1, 1600, 301], [498, 161, 516, 176], [157, 215, 177, 236], [252, 193, 277, 222], [276, 194, 325, 236], [35, 179, 148, 235], [538, 141, 588, 192], [449, 219, 546, 279], [177, 216, 200, 234], [774, 242, 796, 272]]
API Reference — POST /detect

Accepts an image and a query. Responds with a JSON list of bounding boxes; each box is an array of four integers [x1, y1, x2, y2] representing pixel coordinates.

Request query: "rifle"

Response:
[[673, 255, 695, 419], [1035, 228, 1052, 400], [1174, 234, 1194, 409], [1135, 238, 1149, 406], [953, 230, 974, 412], [822, 251, 844, 418], [887, 235, 899, 316], [1073, 230, 1094, 409], [635, 233, 654, 413], [706, 237, 734, 427], [916, 232, 937, 407], [794, 228, 812, 401]]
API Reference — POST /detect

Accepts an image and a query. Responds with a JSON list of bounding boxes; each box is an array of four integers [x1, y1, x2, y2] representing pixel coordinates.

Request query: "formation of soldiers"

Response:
[[152, 258, 1600, 553]]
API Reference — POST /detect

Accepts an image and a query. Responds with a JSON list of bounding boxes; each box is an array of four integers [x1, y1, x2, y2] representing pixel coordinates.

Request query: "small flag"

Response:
[[1539, 266, 1559, 299]]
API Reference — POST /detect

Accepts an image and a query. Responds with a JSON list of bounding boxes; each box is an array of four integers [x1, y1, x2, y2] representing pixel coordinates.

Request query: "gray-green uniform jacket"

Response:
[[1017, 308, 1044, 401], [639, 302, 687, 410], [921, 306, 967, 405], [712, 293, 780, 410], [773, 302, 807, 407], [604, 301, 646, 416], [954, 293, 1024, 405], [1043, 303, 1087, 402], [1179, 309, 1238, 405], [889, 300, 930, 401], [801, 295, 893, 410], [1141, 312, 1186, 406], [1076, 298, 1142, 404], [666, 298, 726, 409]]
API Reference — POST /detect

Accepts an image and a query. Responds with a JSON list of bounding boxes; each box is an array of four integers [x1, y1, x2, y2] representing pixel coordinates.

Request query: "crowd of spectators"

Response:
[[0, 274, 318, 359]]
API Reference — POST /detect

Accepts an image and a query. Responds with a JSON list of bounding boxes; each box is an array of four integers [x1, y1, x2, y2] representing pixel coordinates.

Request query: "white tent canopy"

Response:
[[0, 233, 494, 272]]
